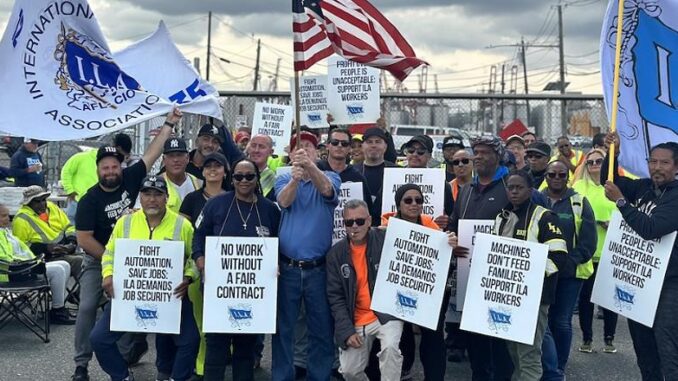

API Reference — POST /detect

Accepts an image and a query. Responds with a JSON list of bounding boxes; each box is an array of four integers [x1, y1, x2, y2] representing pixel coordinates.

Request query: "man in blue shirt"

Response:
[[10, 138, 45, 187], [272, 130, 341, 381]]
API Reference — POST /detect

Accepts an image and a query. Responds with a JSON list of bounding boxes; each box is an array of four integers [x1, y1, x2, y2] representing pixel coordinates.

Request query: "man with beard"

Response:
[[186, 124, 243, 180], [71, 109, 182, 381]]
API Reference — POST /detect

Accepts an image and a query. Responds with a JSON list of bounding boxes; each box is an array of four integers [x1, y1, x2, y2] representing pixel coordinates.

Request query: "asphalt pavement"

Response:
[[0, 312, 641, 380]]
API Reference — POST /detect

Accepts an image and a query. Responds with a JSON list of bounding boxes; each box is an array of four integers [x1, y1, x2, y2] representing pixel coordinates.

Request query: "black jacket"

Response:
[[317, 160, 374, 213], [326, 228, 397, 348], [602, 154, 678, 281]]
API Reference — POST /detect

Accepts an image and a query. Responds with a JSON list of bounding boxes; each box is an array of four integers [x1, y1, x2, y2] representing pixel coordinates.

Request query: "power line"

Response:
[[117, 15, 207, 41]]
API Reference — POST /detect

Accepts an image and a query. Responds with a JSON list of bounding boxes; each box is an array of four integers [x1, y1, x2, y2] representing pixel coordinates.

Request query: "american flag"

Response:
[[292, 0, 427, 81]]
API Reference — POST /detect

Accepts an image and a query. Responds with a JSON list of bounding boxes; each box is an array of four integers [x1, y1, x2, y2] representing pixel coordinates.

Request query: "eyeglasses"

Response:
[[233, 173, 256, 182], [344, 218, 367, 227], [452, 158, 470, 166], [546, 172, 568, 179], [406, 148, 427, 156], [329, 139, 350, 147], [586, 158, 603, 166], [402, 197, 424, 205]]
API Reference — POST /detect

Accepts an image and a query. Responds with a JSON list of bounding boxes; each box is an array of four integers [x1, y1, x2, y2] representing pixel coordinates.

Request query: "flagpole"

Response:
[[607, 0, 625, 182], [294, 70, 302, 147]]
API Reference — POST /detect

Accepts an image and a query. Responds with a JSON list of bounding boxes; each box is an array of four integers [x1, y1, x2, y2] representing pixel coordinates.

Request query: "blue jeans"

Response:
[[272, 263, 334, 381], [541, 277, 582, 379], [90, 299, 199, 381]]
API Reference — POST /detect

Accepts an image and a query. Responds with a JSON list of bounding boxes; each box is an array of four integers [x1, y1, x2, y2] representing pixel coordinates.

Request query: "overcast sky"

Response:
[[0, 0, 607, 93]]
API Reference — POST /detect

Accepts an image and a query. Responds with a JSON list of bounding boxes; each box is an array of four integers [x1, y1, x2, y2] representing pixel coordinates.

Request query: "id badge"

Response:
[[256, 225, 270, 237]]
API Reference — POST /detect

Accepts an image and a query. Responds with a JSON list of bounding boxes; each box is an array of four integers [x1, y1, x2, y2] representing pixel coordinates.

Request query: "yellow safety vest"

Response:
[[164, 173, 202, 213], [101, 209, 197, 281], [12, 201, 75, 245], [569, 193, 594, 280]]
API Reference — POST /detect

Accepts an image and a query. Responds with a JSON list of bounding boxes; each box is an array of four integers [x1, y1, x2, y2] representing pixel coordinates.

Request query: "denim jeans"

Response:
[[272, 264, 334, 381], [541, 277, 582, 379], [90, 298, 199, 381]]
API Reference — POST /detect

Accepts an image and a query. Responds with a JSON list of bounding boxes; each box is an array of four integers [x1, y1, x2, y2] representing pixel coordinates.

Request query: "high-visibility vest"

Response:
[[164, 173, 202, 213], [569, 193, 594, 280], [101, 209, 197, 280], [12, 201, 75, 245]]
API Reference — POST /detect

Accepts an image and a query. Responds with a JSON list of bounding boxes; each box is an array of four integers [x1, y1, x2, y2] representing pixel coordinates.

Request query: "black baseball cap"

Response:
[[140, 175, 168, 194], [363, 127, 388, 143], [163, 138, 188, 154], [203, 152, 227, 167], [96, 146, 124, 164], [404, 135, 434, 153], [526, 142, 552, 157], [198, 124, 224, 143], [443, 135, 464, 149]]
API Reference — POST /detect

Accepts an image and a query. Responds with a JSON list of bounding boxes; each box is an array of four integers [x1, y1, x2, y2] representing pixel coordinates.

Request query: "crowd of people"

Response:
[[0, 107, 677, 381]]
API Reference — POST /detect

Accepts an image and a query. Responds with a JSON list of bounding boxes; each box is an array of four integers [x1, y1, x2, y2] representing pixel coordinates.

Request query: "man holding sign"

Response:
[[601, 134, 678, 380], [90, 176, 199, 381]]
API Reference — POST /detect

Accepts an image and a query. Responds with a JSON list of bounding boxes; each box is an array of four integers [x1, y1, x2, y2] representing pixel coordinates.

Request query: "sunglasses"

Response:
[[452, 158, 470, 166], [526, 154, 545, 159], [344, 218, 367, 227], [546, 172, 567, 179], [402, 197, 424, 205], [329, 139, 350, 147], [586, 158, 603, 166], [406, 148, 427, 156], [233, 173, 257, 182]]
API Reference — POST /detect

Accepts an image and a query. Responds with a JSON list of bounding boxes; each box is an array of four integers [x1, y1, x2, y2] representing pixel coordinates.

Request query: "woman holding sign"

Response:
[[572, 149, 619, 354], [192, 159, 281, 381], [381, 184, 448, 381], [493, 171, 569, 381]]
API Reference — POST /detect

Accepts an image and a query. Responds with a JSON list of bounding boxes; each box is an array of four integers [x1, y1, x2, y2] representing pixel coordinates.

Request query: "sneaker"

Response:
[[578, 341, 594, 353], [401, 369, 413, 380], [122, 373, 135, 381], [603, 339, 617, 353], [156, 372, 171, 381], [448, 348, 465, 362], [126, 340, 149, 366], [188, 374, 203, 381], [50, 307, 76, 325], [71, 366, 89, 381]]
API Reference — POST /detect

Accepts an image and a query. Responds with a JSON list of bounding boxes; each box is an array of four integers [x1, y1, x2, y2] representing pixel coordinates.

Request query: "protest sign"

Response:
[[592, 211, 677, 327], [371, 218, 452, 330], [456, 219, 495, 311], [203, 237, 278, 333], [333, 182, 364, 244], [460, 233, 548, 344], [327, 56, 380, 125], [252, 102, 293, 155], [291, 75, 329, 128], [110, 239, 184, 334], [381, 168, 446, 218]]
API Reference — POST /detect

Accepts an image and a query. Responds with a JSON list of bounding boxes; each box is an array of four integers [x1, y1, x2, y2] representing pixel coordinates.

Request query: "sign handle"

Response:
[[294, 71, 302, 147], [607, 0, 625, 182]]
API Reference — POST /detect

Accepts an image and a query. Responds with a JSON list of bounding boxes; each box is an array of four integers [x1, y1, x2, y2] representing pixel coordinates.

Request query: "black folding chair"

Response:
[[0, 256, 51, 343]]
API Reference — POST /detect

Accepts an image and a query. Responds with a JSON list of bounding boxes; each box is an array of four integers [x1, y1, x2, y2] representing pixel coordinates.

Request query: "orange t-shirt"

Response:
[[351, 242, 378, 326]]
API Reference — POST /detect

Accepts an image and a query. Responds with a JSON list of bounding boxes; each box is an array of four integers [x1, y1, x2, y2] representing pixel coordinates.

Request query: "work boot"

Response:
[[71, 366, 89, 381]]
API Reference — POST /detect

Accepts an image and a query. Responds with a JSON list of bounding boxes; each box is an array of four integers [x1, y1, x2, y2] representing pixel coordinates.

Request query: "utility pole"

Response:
[[206, 11, 212, 81], [500, 64, 506, 127], [253, 39, 261, 91], [558, 3, 568, 136], [520, 37, 531, 124], [269, 58, 281, 91]]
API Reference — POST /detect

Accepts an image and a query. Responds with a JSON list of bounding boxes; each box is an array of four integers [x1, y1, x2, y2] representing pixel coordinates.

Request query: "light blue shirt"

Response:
[[275, 171, 341, 260]]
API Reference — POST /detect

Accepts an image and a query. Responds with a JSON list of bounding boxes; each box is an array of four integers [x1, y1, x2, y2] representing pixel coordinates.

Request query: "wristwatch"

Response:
[[615, 198, 627, 208]]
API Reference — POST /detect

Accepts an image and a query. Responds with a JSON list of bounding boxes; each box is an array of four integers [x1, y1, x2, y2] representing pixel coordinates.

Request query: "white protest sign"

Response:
[[111, 239, 184, 334], [371, 218, 452, 330], [592, 212, 677, 327], [333, 182, 364, 244], [252, 102, 293, 155], [327, 56, 380, 125], [291, 75, 329, 128], [203, 237, 279, 333], [456, 220, 495, 311], [460, 233, 548, 344], [381, 168, 446, 217]]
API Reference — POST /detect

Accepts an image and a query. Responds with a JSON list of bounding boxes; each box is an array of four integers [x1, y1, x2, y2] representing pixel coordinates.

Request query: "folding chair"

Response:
[[0, 257, 51, 343]]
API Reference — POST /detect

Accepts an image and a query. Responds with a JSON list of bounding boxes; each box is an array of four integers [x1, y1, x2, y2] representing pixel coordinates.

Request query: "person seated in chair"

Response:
[[0, 204, 74, 324], [12, 185, 83, 277]]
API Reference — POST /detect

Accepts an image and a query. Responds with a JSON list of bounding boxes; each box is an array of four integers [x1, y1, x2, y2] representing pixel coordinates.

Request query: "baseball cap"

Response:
[[163, 138, 188, 154], [526, 142, 552, 157], [140, 175, 168, 194], [203, 152, 227, 167], [404, 135, 434, 153], [362, 127, 387, 142], [443, 135, 465, 149], [235, 131, 251, 144], [198, 124, 224, 143], [505, 135, 525, 147], [290, 131, 319, 151], [96, 146, 124, 164]]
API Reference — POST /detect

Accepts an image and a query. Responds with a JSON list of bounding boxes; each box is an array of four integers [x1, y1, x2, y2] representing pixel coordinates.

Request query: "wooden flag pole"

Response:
[[608, 0, 625, 182], [294, 71, 302, 148]]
